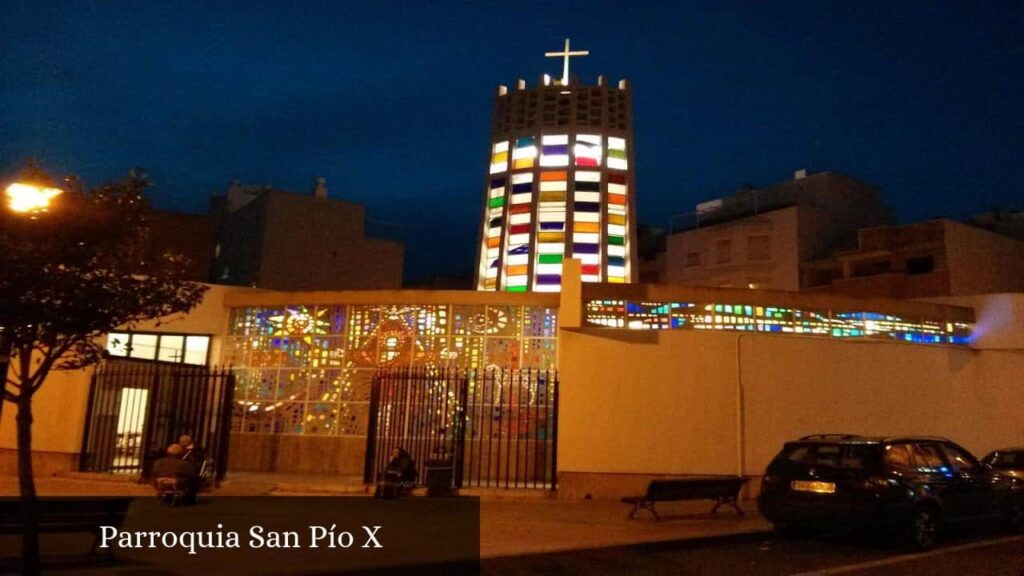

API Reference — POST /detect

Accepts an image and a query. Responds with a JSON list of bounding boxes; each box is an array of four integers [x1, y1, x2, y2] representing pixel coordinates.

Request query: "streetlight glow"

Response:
[[5, 182, 63, 214]]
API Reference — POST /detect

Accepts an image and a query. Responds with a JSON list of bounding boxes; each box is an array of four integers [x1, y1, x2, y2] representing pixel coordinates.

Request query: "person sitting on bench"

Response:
[[375, 447, 417, 499], [179, 434, 205, 468], [151, 444, 199, 504]]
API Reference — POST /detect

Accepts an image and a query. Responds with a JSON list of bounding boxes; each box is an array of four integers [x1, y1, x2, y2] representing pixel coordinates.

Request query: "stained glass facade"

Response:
[[224, 304, 558, 436], [584, 300, 972, 345]]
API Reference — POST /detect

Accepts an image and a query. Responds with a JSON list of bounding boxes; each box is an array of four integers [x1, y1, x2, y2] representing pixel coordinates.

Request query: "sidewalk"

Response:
[[0, 473, 771, 560]]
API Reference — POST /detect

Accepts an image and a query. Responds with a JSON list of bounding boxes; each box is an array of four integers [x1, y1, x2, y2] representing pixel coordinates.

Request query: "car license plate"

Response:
[[791, 480, 836, 494]]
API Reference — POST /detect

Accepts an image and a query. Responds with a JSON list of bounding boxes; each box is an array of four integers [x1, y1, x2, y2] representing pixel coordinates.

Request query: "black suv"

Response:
[[757, 434, 1024, 549]]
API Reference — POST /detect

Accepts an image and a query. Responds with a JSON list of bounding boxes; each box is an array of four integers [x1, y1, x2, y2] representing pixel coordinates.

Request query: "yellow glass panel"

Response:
[[538, 232, 565, 243]]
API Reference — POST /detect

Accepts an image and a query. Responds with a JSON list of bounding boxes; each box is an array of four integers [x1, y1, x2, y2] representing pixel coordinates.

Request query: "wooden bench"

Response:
[[622, 477, 748, 520], [0, 497, 134, 558]]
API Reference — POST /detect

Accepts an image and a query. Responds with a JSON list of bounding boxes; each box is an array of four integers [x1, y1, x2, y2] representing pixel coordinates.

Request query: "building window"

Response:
[[685, 251, 700, 268], [906, 255, 935, 275], [106, 332, 211, 366], [748, 235, 770, 261], [715, 239, 732, 264]]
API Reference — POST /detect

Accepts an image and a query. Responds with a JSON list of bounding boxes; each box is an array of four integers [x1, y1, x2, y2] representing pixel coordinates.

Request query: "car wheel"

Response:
[[906, 507, 938, 550], [1011, 503, 1024, 534]]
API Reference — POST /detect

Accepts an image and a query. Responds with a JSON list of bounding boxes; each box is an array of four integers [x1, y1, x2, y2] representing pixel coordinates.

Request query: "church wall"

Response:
[[557, 327, 1024, 499], [0, 284, 240, 474]]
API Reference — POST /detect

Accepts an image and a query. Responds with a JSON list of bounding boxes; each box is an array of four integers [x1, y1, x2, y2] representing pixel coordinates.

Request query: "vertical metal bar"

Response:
[[215, 372, 235, 482], [138, 364, 162, 478], [381, 368, 392, 484], [441, 366, 452, 463], [491, 366, 499, 483], [167, 370, 182, 448], [196, 368, 212, 452], [550, 370, 559, 491], [95, 365, 115, 471], [483, 366, 491, 483], [363, 370, 381, 484], [501, 368, 509, 489], [78, 371, 99, 471], [514, 369, 523, 488], [473, 369, 481, 488], [536, 366, 544, 483], [128, 367, 145, 473], [455, 371, 469, 488], [406, 367, 418, 479]]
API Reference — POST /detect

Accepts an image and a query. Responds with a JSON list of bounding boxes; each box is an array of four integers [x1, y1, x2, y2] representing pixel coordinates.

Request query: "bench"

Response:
[[622, 477, 748, 520], [0, 497, 134, 558]]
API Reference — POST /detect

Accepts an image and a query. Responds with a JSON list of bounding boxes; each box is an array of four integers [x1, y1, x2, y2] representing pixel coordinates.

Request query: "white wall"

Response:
[[0, 284, 240, 455], [558, 327, 1024, 481]]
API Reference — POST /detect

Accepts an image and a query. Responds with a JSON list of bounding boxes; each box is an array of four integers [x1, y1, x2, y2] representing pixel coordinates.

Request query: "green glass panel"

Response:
[[538, 254, 563, 264], [506, 285, 527, 292], [608, 236, 625, 246], [607, 149, 627, 159], [488, 197, 504, 208]]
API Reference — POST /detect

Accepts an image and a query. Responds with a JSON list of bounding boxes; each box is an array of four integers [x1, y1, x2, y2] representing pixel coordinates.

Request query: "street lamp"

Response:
[[1, 164, 65, 417], [4, 164, 64, 217]]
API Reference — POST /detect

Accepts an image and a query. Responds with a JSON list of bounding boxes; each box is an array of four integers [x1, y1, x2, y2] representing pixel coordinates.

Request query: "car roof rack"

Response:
[[881, 435, 952, 443], [798, 434, 862, 441]]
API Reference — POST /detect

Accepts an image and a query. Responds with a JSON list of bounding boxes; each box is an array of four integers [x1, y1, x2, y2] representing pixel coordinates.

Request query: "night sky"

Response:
[[3, 1, 1023, 281]]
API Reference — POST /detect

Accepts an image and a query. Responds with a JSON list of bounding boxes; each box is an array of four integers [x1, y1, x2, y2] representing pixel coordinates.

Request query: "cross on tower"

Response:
[[545, 38, 589, 86]]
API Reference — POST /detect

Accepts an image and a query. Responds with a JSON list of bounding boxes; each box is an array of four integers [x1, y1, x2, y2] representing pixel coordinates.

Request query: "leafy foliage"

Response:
[[0, 172, 208, 398]]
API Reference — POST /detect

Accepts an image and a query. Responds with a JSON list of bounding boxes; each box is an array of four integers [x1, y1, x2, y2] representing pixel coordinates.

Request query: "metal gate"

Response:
[[79, 361, 235, 481], [364, 366, 558, 490]]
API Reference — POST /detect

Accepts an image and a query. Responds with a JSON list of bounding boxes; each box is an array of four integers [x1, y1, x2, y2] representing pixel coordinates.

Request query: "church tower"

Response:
[[475, 39, 638, 292]]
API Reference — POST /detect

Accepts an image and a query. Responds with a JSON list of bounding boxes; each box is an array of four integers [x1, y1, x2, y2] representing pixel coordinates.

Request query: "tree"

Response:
[[0, 170, 208, 575]]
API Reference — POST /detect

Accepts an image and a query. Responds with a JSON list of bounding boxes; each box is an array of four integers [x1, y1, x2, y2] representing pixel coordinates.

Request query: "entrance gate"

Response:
[[79, 361, 235, 481], [364, 366, 558, 490]]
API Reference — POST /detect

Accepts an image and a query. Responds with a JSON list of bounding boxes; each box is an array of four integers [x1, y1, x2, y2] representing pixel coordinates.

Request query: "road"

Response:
[[481, 531, 1024, 576]]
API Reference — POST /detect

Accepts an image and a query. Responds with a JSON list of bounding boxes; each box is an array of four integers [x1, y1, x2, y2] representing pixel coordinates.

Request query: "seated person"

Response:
[[151, 444, 199, 503], [179, 434, 205, 466], [375, 447, 417, 498]]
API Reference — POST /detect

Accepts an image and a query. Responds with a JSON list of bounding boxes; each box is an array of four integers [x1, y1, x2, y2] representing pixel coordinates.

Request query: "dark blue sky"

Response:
[[3, 1, 1022, 280]]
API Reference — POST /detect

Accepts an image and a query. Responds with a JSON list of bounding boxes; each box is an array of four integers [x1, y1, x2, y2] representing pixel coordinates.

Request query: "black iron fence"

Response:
[[79, 361, 235, 481], [364, 366, 558, 490]]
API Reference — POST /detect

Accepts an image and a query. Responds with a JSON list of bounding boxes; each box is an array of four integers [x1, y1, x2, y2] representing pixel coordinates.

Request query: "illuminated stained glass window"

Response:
[[607, 136, 627, 170], [574, 134, 602, 167], [573, 170, 602, 282], [505, 173, 533, 292], [540, 135, 569, 167], [584, 300, 626, 328], [534, 170, 568, 292], [479, 177, 507, 290], [583, 300, 972, 344], [512, 136, 537, 170], [226, 304, 558, 436], [606, 172, 628, 283], [490, 141, 509, 174]]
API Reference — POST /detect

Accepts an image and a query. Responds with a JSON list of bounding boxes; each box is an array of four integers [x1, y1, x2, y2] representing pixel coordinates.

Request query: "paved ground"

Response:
[[3, 474, 1022, 575], [481, 532, 1024, 576], [0, 473, 770, 559]]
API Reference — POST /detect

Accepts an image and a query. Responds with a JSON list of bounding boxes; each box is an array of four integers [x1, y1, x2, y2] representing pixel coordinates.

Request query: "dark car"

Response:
[[982, 447, 1024, 480], [757, 434, 1024, 549]]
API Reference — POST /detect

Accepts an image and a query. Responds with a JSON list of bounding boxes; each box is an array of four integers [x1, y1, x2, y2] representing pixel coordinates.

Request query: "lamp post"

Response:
[[1, 164, 65, 419]]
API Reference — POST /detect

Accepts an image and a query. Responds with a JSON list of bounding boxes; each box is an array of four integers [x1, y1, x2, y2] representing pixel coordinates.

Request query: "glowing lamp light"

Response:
[[5, 182, 63, 214]]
